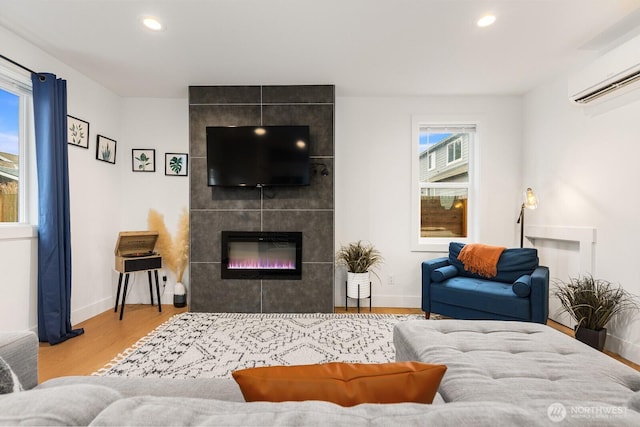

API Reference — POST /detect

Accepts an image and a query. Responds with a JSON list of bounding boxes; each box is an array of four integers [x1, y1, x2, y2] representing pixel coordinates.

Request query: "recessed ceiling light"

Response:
[[142, 16, 163, 31], [477, 14, 496, 28]]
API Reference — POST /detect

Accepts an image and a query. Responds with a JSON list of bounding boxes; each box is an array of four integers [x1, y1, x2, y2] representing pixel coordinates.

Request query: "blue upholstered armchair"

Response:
[[422, 242, 549, 324]]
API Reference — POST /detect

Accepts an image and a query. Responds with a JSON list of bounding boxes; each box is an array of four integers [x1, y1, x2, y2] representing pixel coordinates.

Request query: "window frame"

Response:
[[446, 139, 462, 165], [411, 115, 479, 252], [0, 64, 36, 238], [427, 151, 436, 171]]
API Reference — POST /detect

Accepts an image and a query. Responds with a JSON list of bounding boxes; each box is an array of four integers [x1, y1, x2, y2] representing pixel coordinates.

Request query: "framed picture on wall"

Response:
[[132, 149, 156, 172], [96, 135, 117, 164], [67, 115, 89, 148], [165, 153, 188, 176]]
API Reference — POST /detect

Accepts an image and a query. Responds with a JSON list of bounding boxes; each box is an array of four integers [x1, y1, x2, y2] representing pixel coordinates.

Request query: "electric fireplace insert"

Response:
[[221, 231, 302, 280]]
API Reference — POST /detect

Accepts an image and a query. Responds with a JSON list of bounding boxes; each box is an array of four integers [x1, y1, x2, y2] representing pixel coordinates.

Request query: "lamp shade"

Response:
[[524, 188, 538, 210]]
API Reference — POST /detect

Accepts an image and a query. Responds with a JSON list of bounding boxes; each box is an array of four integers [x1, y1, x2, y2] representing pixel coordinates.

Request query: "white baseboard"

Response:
[[71, 297, 113, 325], [606, 333, 640, 366], [373, 294, 421, 308]]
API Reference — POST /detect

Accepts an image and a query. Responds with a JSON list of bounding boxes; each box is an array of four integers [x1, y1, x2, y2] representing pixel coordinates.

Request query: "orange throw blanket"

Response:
[[457, 243, 506, 278]]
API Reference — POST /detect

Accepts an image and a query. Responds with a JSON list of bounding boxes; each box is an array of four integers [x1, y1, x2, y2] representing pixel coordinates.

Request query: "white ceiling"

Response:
[[1, 0, 640, 98]]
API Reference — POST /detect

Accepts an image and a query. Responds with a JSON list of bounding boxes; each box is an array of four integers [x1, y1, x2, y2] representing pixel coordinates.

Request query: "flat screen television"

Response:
[[206, 125, 310, 187]]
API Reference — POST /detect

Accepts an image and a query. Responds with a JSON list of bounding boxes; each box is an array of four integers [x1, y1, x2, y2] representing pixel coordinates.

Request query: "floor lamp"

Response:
[[516, 188, 538, 248]]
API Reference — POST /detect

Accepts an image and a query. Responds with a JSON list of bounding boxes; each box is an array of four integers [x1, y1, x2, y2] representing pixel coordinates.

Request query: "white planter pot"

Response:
[[347, 272, 371, 299], [174, 282, 187, 308]]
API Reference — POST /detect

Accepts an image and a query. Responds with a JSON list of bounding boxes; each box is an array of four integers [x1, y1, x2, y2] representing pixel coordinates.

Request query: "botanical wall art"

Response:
[[165, 153, 188, 176], [96, 135, 117, 164], [67, 115, 89, 148], [132, 149, 156, 172]]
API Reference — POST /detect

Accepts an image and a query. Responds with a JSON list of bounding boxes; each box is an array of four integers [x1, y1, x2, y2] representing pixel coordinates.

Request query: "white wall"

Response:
[[116, 98, 189, 304], [0, 27, 193, 330], [523, 73, 640, 363], [65, 71, 124, 325], [0, 26, 124, 331], [335, 95, 523, 308]]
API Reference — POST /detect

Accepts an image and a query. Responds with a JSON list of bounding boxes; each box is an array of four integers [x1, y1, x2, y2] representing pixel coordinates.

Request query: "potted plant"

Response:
[[553, 275, 638, 351], [336, 241, 383, 300], [148, 208, 190, 308]]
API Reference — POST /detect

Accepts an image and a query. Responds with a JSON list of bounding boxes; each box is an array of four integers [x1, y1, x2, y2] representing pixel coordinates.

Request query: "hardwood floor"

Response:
[[38, 304, 187, 383], [38, 305, 639, 383]]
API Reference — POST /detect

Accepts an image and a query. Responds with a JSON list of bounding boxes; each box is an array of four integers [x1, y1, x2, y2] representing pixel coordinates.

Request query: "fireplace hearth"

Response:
[[221, 231, 302, 280]]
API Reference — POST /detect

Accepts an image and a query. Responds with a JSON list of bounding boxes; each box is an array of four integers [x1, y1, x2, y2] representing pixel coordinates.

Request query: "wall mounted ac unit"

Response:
[[568, 33, 640, 104]]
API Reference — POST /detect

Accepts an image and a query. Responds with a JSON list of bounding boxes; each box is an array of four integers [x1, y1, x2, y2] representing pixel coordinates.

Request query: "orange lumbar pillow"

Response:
[[232, 361, 446, 407]]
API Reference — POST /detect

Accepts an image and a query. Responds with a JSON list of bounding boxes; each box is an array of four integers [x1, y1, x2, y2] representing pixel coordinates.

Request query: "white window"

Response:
[[446, 139, 462, 164], [0, 65, 33, 226], [412, 117, 476, 251], [427, 152, 436, 170]]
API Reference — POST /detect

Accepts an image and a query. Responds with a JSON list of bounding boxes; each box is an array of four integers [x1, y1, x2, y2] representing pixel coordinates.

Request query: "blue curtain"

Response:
[[32, 73, 84, 345]]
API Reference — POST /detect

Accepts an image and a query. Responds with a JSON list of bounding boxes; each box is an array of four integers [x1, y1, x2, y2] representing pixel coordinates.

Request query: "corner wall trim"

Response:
[[525, 225, 597, 274]]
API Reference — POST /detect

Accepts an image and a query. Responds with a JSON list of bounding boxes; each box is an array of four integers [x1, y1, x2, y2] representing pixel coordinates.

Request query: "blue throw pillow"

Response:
[[431, 265, 458, 283], [512, 274, 531, 297]]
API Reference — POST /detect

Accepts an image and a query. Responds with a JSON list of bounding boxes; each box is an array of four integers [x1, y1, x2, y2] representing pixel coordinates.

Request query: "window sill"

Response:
[[411, 237, 469, 253], [0, 224, 38, 240]]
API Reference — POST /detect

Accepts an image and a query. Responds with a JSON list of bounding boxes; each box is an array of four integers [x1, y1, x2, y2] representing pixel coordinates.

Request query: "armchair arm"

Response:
[[529, 266, 550, 324], [421, 257, 450, 313], [0, 331, 38, 389]]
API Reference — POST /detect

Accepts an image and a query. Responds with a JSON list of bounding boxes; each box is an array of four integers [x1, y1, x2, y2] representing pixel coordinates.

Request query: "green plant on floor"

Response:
[[336, 241, 383, 274], [553, 275, 639, 330]]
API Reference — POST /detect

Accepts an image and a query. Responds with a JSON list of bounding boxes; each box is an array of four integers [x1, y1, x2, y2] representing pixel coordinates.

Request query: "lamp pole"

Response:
[[517, 188, 537, 248], [517, 203, 525, 248]]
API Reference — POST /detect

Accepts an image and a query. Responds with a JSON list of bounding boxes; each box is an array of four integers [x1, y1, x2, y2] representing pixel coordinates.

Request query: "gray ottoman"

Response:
[[394, 320, 640, 406]]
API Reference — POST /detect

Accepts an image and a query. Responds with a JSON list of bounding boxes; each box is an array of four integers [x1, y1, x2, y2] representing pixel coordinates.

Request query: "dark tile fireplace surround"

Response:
[[189, 85, 335, 313]]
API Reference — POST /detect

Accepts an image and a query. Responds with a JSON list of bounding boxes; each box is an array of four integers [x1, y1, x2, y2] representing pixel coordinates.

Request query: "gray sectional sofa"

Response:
[[2, 321, 640, 426], [394, 319, 640, 425]]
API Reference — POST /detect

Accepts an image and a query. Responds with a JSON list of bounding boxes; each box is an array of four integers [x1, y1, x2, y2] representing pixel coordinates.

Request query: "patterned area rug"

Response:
[[94, 312, 424, 379]]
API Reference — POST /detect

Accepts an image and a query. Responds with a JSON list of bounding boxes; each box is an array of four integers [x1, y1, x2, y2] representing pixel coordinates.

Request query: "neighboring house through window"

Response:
[[0, 65, 32, 224], [427, 151, 436, 170], [412, 117, 476, 251], [447, 138, 462, 164]]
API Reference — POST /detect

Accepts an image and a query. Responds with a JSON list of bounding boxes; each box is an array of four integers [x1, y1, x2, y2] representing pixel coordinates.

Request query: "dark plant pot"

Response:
[[173, 293, 187, 308], [575, 326, 607, 351]]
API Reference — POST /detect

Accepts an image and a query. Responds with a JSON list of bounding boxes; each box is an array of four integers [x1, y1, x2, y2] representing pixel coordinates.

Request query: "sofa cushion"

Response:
[[232, 362, 446, 406], [430, 277, 530, 320], [0, 357, 22, 394], [0, 331, 38, 390], [627, 390, 640, 412], [38, 376, 245, 402], [448, 242, 538, 284], [89, 395, 564, 427], [394, 320, 640, 407], [0, 384, 121, 426], [512, 275, 532, 297], [431, 265, 458, 283]]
